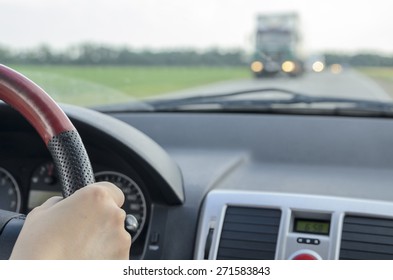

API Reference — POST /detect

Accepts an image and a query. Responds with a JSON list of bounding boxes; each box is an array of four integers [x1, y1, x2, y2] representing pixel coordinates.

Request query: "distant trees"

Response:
[[1, 43, 393, 67], [325, 53, 393, 67], [0, 43, 246, 66]]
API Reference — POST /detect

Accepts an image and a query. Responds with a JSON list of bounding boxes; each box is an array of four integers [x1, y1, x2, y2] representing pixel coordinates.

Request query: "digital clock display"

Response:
[[294, 219, 330, 235]]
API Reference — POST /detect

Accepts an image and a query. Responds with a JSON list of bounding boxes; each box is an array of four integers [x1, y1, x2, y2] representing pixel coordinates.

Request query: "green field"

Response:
[[358, 67, 393, 80], [11, 65, 249, 106], [358, 67, 393, 98]]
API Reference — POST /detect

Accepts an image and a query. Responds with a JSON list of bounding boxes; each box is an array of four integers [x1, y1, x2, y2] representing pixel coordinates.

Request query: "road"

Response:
[[168, 69, 392, 102]]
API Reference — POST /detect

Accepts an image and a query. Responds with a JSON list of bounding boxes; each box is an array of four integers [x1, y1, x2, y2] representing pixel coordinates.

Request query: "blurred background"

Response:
[[1, 0, 392, 105]]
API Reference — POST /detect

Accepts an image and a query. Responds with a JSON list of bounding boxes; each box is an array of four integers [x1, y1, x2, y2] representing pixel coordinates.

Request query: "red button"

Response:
[[292, 253, 318, 260]]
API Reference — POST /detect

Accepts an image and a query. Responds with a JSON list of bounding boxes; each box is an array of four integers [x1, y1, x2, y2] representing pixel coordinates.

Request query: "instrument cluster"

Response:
[[0, 161, 148, 242]]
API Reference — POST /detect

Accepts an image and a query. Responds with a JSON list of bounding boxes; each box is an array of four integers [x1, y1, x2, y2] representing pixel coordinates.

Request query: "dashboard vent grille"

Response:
[[217, 206, 281, 260], [340, 215, 393, 260]]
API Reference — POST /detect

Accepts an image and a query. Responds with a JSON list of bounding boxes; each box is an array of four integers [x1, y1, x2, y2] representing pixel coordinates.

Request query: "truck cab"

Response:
[[251, 13, 304, 77]]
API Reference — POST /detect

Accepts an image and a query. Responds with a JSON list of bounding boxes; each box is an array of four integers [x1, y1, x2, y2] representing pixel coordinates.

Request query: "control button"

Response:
[[289, 250, 322, 260], [293, 253, 318, 260], [148, 232, 160, 251], [150, 232, 160, 245], [296, 237, 321, 245]]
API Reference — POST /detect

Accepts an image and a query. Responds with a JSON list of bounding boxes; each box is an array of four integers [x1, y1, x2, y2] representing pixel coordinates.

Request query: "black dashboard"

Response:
[[2, 103, 393, 259]]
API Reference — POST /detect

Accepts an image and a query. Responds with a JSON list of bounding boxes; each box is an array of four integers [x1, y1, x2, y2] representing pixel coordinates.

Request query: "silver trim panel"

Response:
[[194, 190, 393, 259]]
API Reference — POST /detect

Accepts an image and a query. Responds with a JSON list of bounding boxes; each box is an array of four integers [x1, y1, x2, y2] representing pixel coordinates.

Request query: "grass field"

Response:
[[12, 65, 393, 107], [11, 65, 249, 106], [357, 67, 393, 98], [358, 67, 393, 80]]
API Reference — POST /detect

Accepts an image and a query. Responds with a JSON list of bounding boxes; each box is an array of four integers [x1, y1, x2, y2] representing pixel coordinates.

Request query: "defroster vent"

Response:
[[217, 206, 281, 260], [340, 215, 393, 259]]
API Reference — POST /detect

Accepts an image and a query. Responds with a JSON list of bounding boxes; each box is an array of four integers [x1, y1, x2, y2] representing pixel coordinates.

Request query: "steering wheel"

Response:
[[0, 64, 96, 258]]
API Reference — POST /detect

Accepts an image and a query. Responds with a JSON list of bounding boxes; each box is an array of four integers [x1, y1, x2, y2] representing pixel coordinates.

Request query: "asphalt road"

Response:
[[169, 69, 392, 102]]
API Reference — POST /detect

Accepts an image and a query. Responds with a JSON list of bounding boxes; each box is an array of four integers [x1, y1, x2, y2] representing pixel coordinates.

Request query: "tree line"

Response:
[[0, 44, 245, 66], [325, 53, 393, 67], [0, 43, 393, 67]]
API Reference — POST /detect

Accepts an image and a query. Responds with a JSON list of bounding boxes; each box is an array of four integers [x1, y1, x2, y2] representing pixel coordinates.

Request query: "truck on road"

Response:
[[250, 13, 304, 78]]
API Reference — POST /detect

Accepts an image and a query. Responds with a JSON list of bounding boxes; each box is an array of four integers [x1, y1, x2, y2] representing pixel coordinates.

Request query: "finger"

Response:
[[85, 182, 125, 207], [38, 196, 63, 209]]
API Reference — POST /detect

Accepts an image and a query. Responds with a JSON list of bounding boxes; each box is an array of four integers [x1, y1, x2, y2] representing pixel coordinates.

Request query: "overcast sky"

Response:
[[1, 0, 392, 54]]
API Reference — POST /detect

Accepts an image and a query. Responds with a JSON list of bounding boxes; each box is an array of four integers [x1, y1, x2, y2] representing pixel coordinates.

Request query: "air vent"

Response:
[[340, 215, 393, 259], [216, 206, 281, 260]]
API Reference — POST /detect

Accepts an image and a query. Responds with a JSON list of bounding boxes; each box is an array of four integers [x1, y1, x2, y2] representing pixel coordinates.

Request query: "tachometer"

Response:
[[95, 171, 147, 241], [29, 161, 62, 211], [31, 161, 58, 188], [0, 167, 21, 212]]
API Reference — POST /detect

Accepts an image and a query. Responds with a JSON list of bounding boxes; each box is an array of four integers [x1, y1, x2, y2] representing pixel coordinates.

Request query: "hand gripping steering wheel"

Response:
[[0, 65, 136, 259]]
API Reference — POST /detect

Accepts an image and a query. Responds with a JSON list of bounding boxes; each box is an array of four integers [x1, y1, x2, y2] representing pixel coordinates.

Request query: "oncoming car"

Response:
[[1, 0, 393, 260]]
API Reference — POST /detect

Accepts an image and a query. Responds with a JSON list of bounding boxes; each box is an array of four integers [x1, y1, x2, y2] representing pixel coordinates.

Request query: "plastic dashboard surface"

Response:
[[3, 105, 393, 259], [115, 112, 393, 260]]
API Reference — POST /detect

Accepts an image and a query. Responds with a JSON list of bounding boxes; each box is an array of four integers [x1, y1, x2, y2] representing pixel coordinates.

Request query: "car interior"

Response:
[[1, 0, 393, 261], [2, 75, 393, 260]]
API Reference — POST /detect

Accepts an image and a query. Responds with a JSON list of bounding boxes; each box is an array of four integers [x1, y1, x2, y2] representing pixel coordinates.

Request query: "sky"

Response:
[[0, 0, 392, 54]]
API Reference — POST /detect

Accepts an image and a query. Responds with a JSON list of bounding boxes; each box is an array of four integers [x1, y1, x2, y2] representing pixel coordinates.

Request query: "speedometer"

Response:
[[0, 167, 21, 212], [95, 171, 147, 241]]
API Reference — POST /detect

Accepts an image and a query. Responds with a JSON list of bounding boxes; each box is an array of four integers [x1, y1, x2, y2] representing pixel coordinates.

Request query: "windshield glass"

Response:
[[257, 31, 292, 48], [1, 0, 393, 110]]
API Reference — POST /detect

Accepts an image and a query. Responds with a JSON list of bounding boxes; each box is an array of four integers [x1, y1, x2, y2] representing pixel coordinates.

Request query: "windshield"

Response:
[[1, 0, 393, 111]]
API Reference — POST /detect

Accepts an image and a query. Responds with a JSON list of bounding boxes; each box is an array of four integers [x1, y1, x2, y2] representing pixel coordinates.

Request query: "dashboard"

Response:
[[2, 103, 393, 259]]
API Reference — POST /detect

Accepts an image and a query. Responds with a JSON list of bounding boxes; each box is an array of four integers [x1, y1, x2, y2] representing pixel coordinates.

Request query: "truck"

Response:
[[250, 12, 304, 78]]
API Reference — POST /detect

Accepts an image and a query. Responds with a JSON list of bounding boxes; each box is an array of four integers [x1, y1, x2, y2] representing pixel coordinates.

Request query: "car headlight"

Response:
[[250, 61, 264, 72], [312, 61, 325, 72], [282, 61, 296, 73], [330, 64, 343, 74]]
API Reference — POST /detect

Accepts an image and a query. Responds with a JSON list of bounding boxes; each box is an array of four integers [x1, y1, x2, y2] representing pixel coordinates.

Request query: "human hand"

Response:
[[10, 182, 131, 259]]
